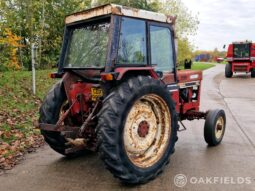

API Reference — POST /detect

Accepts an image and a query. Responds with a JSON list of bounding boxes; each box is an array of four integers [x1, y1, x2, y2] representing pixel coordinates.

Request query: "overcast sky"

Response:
[[181, 0, 255, 51]]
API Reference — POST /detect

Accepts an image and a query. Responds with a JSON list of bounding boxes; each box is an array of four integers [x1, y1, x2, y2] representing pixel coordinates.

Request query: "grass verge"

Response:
[[0, 69, 57, 169]]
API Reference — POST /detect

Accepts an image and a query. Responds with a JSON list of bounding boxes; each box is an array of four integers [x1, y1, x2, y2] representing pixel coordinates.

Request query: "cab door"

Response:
[[148, 22, 177, 85], [148, 22, 179, 111]]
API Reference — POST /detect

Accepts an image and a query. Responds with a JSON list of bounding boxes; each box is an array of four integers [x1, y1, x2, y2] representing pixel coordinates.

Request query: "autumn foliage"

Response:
[[0, 29, 23, 70]]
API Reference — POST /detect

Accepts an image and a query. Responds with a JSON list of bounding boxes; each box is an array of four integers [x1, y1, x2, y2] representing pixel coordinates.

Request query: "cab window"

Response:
[[117, 17, 147, 65], [150, 25, 174, 72]]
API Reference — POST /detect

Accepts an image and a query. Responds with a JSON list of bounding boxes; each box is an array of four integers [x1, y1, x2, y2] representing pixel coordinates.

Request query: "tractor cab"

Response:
[[57, 4, 178, 81]]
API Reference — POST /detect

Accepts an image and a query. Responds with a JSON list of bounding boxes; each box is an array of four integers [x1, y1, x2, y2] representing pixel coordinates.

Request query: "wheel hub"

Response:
[[217, 124, 223, 131], [137, 121, 150, 138], [215, 116, 224, 139]]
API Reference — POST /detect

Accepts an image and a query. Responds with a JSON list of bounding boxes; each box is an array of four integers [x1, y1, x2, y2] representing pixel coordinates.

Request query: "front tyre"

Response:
[[225, 63, 233, 78], [97, 76, 178, 184], [204, 109, 226, 146]]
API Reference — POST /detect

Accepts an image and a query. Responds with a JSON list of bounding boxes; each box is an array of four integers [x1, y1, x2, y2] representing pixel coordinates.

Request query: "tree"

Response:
[[160, 0, 199, 38], [0, 0, 91, 70], [177, 37, 194, 63], [159, 0, 199, 62], [0, 28, 23, 70]]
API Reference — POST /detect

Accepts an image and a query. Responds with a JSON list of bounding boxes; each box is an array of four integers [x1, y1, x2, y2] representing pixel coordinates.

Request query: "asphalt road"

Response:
[[0, 64, 254, 191]]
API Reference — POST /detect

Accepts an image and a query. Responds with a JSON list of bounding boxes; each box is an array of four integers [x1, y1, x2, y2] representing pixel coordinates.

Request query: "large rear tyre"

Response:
[[225, 63, 233, 78], [39, 81, 86, 157], [204, 109, 226, 146], [97, 76, 178, 184]]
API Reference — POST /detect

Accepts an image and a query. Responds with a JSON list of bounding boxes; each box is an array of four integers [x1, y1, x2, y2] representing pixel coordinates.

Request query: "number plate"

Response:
[[91, 87, 103, 101]]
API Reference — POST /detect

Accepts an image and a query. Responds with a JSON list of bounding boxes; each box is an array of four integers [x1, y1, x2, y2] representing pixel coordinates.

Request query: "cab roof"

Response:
[[65, 4, 176, 25], [232, 40, 252, 44]]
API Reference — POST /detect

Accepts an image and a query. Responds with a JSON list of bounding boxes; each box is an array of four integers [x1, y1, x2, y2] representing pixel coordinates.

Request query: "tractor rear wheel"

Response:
[[97, 76, 178, 184], [225, 63, 233, 78], [39, 80, 86, 157], [204, 109, 226, 146], [251, 69, 255, 78]]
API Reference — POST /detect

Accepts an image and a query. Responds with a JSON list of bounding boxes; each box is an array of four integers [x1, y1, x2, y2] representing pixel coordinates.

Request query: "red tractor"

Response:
[[225, 41, 255, 78], [39, 4, 226, 184]]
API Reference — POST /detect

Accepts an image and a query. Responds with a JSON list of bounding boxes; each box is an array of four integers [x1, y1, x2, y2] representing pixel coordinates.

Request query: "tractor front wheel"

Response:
[[225, 63, 233, 78], [204, 109, 226, 146], [97, 76, 178, 184]]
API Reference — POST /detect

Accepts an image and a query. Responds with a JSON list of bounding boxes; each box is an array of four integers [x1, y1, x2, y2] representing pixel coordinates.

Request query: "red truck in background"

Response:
[[225, 41, 255, 78]]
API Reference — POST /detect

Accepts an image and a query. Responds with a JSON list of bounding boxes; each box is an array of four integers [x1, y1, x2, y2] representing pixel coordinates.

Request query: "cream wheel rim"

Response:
[[123, 94, 171, 168]]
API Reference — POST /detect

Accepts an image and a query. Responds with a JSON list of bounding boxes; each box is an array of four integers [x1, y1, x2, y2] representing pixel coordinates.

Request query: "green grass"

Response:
[[0, 69, 57, 121], [178, 62, 216, 71], [191, 62, 215, 70], [0, 69, 57, 165]]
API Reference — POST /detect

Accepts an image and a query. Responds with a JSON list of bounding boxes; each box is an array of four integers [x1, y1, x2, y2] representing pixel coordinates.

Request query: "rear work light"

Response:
[[100, 72, 119, 81]]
